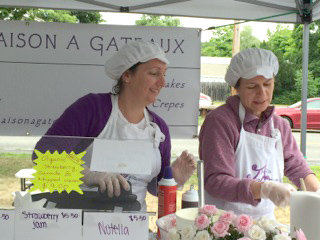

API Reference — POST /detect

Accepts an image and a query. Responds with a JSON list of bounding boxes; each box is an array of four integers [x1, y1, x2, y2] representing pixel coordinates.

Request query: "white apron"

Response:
[[205, 103, 284, 219], [86, 95, 163, 212]]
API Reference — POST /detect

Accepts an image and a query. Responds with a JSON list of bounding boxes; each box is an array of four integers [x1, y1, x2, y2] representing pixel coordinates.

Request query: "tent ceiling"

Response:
[[1, 0, 320, 24]]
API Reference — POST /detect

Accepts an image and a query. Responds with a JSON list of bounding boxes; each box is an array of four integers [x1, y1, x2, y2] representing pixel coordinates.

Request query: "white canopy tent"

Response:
[[0, 0, 318, 156], [1, 0, 320, 23]]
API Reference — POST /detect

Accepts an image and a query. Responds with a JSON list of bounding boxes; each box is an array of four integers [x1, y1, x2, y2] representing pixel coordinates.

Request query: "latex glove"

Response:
[[171, 150, 196, 186], [82, 169, 130, 198], [261, 182, 296, 207]]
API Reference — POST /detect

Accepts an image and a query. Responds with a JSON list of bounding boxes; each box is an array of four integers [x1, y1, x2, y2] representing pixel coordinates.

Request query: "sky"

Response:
[[101, 12, 293, 42]]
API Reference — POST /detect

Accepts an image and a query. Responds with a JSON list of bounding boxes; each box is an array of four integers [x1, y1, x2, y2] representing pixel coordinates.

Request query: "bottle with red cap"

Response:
[[157, 166, 177, 219]]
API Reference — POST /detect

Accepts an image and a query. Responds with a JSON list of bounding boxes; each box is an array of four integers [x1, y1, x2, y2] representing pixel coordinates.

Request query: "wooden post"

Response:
[[232, 20, 240, 56], [231, 20, 240, 95]]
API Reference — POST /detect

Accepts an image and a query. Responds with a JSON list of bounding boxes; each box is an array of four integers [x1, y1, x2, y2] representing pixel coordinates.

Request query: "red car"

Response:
[[275, 98, 320, 129]]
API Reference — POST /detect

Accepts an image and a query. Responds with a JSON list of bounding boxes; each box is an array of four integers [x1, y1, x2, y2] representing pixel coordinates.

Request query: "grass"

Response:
[[0, 153, 34, 178], [0, 153, 35, 207], [309, 165, 320, 178], [198, 116, 205, 126]]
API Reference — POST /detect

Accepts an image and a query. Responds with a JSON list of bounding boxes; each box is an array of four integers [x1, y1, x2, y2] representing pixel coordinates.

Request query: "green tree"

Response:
[[201, 25, 233, 57], [240, 25, 261, 50], [306, 20, 320, 85], [264, 22, 320, 104], [0, 8, 104, 23], [0, 8, 28, 20], [260, 24, 298, 104], [294, 69, 320, 98], [70, 10, 103, 24], [135, 14, 182, 27]]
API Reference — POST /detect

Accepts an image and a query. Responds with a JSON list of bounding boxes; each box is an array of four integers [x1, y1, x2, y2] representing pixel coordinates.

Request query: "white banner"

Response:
[[0, 20, 201, 138]]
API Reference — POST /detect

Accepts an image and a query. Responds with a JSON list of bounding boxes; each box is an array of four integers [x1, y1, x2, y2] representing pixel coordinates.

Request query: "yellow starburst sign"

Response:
[[30, 150, 86, 194]]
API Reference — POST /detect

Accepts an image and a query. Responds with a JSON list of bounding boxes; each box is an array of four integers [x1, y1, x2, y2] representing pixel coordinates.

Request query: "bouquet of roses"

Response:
[[168, 205, 307, 240]]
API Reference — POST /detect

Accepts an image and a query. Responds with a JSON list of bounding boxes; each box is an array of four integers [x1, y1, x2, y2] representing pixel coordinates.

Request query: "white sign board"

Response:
[[90, 139, 153, 174], [0, 20, 201, 138], [0, 210, 14, 240], [83, 212, 149, 240], [14, 209, 82, 240]]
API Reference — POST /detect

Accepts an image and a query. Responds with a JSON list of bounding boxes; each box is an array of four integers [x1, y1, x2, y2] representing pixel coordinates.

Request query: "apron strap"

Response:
[[239, 102, 246, 125], [269, 116, 285, 180]]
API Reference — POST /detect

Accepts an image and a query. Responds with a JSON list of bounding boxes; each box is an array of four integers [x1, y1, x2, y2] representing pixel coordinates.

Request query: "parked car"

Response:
[[275, 98, 320, 129], [199, 93, 212, 108], [199, 93, 213, 117]]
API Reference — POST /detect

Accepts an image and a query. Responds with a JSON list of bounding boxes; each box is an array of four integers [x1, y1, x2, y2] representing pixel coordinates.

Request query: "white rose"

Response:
[[273, 234, 291, 240], [181, 225, 196, 240], [246, 225, 267, 240], [194, 230, 210, 240], [257, 216, 277, 233], [168, 228, 180, 240]]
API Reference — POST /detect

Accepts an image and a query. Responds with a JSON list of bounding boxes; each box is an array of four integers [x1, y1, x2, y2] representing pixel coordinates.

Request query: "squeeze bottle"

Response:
[[181, 184, 199, 209]]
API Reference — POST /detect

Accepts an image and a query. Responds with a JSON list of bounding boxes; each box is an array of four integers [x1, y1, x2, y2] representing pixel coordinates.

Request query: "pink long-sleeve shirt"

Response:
[[199, 95, 313, 206]]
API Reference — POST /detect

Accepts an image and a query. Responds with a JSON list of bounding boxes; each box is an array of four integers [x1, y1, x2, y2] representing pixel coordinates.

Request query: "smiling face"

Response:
[[122, 58, 167, 106], [236, 75, 274, 117]]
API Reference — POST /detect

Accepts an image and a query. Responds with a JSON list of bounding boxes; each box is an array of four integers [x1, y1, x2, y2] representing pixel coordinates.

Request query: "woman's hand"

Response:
[[260, 181, 296, 207], [171, 150, 196, 186], [82, 167, 130, 197]]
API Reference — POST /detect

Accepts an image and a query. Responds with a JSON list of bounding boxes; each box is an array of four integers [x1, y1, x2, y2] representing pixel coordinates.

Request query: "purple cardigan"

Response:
[[33, 93, 171, 196], [199, 95, 313, 206]]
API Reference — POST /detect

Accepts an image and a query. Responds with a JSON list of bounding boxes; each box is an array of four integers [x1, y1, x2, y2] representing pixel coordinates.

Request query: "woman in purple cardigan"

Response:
[[34, 40, 195, 211], [199, 48, 320, 219]]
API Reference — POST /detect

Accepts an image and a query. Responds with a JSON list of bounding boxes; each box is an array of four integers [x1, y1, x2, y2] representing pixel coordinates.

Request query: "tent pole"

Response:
[[300, 22, 309, 157]]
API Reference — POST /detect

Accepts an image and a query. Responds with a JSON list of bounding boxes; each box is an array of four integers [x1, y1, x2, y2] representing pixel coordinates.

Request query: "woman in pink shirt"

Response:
[[199, 48, 320, 219]]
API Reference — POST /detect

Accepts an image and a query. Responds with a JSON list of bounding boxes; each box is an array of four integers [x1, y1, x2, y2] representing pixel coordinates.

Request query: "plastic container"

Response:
[[156, 213, 176, 240], [181, 184, 199, 209]]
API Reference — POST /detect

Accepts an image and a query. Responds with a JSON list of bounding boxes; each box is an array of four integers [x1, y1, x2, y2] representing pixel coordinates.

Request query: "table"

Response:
[[14, 168, 36, 191]]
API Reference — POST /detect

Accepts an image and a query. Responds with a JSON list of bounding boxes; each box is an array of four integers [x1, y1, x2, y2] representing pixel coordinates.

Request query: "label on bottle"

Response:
[[182, 200, 198, 209], [158, 185, 177, 219]]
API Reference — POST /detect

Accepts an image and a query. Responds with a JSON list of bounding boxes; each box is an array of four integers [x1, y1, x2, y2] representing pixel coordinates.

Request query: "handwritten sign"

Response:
[[90, 139, 153, 175], [15, 209, 82, 240], [30, 150, 85, 194], [83, 212, 149, 240], [0, 210, 14, 240]]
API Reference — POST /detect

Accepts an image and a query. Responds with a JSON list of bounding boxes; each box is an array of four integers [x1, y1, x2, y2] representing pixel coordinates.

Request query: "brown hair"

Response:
[[234, 78, 241, 89], [112, 62, 142, 94]]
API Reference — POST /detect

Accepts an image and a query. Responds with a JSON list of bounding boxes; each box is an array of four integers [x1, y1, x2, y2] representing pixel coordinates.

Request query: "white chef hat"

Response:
[[225, 48, 279, 87], [104, 40, 169, 80]]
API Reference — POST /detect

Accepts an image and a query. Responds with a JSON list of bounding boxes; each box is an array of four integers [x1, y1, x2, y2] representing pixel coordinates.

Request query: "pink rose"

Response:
[[234, 214, 253, 233], [238, 238, 251, 240], [194, 214, 210, 230], [210, 221, 229, 238], [218, 211, 235, 224], [199, 205, 218, 216], [295, 229, 307, 240]]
